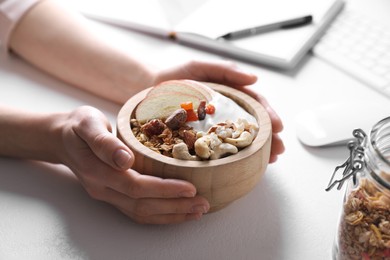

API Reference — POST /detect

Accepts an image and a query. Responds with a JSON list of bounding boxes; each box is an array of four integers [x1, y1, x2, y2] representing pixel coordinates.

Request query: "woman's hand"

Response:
[[56, 106, 210, 224], [153, 60, 285, 163]]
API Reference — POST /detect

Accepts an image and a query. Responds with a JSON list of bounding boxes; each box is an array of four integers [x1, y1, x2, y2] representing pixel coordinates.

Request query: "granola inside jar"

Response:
[[327, 117, 390, 260]]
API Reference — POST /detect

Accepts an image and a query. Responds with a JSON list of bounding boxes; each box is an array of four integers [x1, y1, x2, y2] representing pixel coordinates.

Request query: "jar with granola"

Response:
[[326, 116, 390, 260]]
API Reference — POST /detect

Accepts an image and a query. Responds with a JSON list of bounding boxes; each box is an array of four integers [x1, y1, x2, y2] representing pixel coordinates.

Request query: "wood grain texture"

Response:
[[117, 83, 272, 212]]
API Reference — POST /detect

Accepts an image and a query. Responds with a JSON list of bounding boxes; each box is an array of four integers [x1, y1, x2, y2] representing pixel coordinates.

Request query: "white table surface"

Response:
[[1, 1, 389, 259]]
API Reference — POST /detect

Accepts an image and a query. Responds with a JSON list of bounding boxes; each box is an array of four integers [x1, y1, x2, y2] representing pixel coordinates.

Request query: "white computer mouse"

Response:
[[295, 102, 390, 147]]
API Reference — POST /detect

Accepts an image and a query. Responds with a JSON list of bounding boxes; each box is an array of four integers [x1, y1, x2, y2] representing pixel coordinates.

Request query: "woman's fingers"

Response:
[[105, 168, 198, 199], [269, 133, 285, 163], [75, 159, 210, 224], [236, 87, 285, 163], [104, 188, 209, 224], [238, 87, 284, 133], [77, 155, 198, 200]]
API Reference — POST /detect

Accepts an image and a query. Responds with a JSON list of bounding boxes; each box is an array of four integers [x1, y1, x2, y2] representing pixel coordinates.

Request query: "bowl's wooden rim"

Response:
[[117, 83, 272, 168]]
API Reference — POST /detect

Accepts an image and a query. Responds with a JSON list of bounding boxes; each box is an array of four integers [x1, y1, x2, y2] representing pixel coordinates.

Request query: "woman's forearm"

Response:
[[0, 106, 62, 163], [9, 0, 155, 104]]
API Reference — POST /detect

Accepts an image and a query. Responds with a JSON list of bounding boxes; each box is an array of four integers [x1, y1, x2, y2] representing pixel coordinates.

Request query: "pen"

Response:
[[219, 15, 313, 40]]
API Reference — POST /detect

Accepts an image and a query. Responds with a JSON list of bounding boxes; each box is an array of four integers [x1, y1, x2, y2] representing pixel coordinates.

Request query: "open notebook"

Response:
[[65, 0, 345, 69]]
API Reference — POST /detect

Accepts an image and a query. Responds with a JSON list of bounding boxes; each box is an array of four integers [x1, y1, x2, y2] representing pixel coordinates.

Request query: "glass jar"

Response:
[[326, 116, 390, 260]]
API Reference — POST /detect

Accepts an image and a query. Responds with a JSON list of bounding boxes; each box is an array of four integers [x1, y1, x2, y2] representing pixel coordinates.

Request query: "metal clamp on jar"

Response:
[[326, 116, 390, 260]]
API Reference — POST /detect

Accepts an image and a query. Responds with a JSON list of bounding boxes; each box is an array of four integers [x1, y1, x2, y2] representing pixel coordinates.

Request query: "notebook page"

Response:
[[175, 0, 339, 59]]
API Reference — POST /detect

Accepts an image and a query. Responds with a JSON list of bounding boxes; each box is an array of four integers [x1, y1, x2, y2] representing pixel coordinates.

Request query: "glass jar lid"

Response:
[[326, 116, 390, 192]]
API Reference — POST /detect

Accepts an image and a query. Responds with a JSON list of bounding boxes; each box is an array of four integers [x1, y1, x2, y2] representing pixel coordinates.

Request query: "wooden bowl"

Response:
[[116, 83, 272, 212]]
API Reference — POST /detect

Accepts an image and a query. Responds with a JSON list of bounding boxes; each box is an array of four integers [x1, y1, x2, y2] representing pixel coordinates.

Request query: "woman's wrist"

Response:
[[0, 107, 66, 163], [111, 59, 158, 104]]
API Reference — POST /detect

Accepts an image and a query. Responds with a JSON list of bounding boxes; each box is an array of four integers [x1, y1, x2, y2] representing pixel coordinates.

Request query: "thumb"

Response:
[[73, 108, 135, 171]]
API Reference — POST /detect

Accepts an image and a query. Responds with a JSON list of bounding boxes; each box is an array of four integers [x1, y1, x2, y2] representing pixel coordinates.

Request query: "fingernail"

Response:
[[179, 191, 195, 198], [186, 213, 202, 221], [113, 149, 132, 169], [191, 204, 209, 214]]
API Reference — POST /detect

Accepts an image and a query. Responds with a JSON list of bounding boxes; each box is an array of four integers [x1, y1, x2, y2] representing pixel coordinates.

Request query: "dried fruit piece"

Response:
[[140, 119, 166, 137], [205, 104, 215, 114], [180, 101, 193, 111], [197, 100, 206, 120], [165, 109, 187, 130], [180, 101, 198, 122], [186, 109, 198, 122]]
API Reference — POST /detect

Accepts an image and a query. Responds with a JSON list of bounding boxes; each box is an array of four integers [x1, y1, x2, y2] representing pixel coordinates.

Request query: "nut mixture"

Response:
[[337, 178, 390, 260], [130, 108, 258, 160]]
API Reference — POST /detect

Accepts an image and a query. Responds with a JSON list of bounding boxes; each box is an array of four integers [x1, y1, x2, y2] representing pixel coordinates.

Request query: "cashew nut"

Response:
[[210, 143, 238, 160], [196, 131, 206, 139], [247, 123, 259, 138], [194, 135, 212, 159], [232, 120, 245, 139], [215, 125, 233, 139], [172, 143, 198, 161], [225, 131, 254, 148], [194, 133, 221, 159]]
